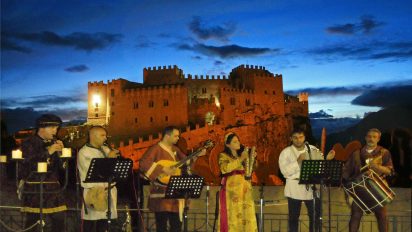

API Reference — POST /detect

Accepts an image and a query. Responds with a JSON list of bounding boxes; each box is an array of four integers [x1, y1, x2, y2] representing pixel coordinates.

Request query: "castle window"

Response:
[[149, 100, 154, 108], [133, 102, 139, 109], [95, 113, 98, 118], [135, 118, 138, 123], [165, 116, 168, 122], [246, 99, 251, 106], [95, 103, 99, 108], [112, 101, 115, 106], [112, 111, 115, 116], [202, 88, 207, 94], [111, 89, 115, 97], [273, 91, 276, 95], [150, 117, 153, 122], [264, 90, 268, 94], [230, 97, 236, 105], [163, 99, 169, 107]]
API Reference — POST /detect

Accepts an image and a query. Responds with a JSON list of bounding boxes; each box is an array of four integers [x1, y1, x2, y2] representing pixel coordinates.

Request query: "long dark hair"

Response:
[[223, 133, 244, 158]]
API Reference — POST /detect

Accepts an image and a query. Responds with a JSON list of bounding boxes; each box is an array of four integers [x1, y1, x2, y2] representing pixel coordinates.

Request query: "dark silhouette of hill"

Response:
[[326, 106, 412, 151]]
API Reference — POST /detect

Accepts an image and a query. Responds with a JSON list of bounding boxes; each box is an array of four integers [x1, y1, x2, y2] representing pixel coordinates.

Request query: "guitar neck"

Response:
[[173, 149, 203, 168]]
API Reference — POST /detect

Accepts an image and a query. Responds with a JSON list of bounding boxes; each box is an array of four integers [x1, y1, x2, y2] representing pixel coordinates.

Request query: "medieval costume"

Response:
[[19, 114, 67, 231], [217, 133, 257, 232], [342, 145, 394, 232], [77, 143, 118, 230], [278, 144, 323, 232], [139, 142, 186, 232]]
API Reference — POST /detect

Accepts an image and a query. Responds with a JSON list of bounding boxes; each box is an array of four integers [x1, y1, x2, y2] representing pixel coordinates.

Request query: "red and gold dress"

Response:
[[217, 152, 257, 232]]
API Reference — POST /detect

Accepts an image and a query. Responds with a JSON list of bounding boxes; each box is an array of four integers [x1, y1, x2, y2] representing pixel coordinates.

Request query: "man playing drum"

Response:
[[342, 128, 394, 232]]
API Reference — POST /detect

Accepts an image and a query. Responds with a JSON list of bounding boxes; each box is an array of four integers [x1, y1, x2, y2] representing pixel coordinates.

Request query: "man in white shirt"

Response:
[[77, 126, 119, 232], [279, 128, 335, 232]]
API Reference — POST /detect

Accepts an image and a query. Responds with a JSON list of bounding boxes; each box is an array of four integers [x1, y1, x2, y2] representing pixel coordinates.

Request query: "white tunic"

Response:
[[77, 144, 118, 220], [278, 144, 323, 200]]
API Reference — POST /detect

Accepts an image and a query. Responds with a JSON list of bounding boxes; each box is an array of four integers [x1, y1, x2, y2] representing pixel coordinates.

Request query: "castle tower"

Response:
[[87, 81, 109, 125], [143, 65, 184, 85]]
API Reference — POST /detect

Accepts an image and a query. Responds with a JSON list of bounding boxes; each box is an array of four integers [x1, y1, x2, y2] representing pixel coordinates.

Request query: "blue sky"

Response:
[[1, 0, 412, 124]]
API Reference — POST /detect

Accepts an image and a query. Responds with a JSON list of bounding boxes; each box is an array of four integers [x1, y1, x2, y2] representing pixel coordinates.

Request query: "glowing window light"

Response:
[[92, 94, 101, 106]]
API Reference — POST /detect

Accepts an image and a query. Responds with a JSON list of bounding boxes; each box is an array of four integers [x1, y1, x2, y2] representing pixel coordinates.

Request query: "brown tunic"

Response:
[[342, 145, 394, 182], [139, 143, 186, 212]]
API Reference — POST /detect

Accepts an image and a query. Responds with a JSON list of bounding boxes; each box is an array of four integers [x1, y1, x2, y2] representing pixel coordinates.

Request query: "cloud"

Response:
[[351, 85, 412, 108], [176, 42, 277, 58], [326, 24, 356, 35], [1, 94, 86, 110], [4, 31, 122, 52], [1, 107, 87, 133], [188, 16, 236, 41], [286, 80, 412, 97], [1, 35, 32, 53], [65, 65, 89, 73], [309, 110, 334, 119], [214, 60, 224, 65], [326, 15, 384, 35], [309, 40, 412, 62]]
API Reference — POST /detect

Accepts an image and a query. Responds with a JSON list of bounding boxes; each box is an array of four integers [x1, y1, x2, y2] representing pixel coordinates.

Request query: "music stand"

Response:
[[165, 175, 204, 232], [84, 158, 133, 232], [299, 160, 343, 232]]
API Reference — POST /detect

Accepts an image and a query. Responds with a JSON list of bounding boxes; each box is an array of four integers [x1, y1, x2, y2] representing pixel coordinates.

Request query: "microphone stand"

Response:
[[305, 142, 318, 232]]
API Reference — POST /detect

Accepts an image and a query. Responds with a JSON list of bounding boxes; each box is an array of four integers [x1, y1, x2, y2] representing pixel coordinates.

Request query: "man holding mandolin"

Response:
[[139, 126, 207, 232]]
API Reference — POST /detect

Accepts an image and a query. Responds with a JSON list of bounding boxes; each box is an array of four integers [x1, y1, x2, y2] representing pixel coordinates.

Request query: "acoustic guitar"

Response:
[[156, 140, 214, 185]]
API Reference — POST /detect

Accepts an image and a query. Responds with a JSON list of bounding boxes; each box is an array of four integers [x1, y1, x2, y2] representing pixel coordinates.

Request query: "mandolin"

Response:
[[156, 140, 214, 185]]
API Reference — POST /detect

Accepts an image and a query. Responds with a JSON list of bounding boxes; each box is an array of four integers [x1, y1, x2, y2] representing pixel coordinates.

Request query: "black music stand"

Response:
[[84, 158, 133, 232], [299, 160, 343, 232], [165, 175, 204, 232]]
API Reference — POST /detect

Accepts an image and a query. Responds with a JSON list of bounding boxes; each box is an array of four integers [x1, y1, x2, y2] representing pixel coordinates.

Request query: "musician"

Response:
[[217, 132, 258, 232], [19, 114, 67, 231], [77, 126, 119, 232], [278, 128, 335, 232], [342, 128, 393, 232], [139, 126, 206, 232]]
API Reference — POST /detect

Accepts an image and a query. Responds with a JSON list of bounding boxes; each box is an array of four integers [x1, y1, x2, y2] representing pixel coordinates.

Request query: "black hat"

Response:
[[36, 114, 62, 128]]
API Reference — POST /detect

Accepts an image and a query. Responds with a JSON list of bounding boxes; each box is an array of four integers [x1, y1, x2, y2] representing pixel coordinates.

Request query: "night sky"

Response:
[[1, 0, 412, 131]]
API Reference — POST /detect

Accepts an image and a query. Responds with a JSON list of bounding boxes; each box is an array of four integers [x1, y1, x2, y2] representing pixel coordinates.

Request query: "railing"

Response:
[[1, 207, 410, 232]]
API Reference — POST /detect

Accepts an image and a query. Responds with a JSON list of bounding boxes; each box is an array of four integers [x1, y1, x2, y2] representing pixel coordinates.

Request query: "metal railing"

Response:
[[1, 206, 410, 232]]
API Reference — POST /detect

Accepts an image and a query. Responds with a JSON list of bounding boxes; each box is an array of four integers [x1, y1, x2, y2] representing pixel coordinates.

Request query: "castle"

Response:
[[87, 64, 309, 184]]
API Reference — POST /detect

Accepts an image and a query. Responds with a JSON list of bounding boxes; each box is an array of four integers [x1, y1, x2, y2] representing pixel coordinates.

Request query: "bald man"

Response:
[[77, 126, 119, 232]]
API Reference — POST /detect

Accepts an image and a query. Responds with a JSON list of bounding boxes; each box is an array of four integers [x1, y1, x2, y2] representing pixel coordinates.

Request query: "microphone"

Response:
[[304, 141, 312, 160]]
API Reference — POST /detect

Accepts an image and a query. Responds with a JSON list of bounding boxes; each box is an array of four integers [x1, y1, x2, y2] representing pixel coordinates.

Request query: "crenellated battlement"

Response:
[[298, 92, 309, 102], [185, 74, 228, 80], [144, 64, 179, 71], [122, 83, 186, 96], [88, 81, 106, 87], [221, 87, 255, 94], [233, 64, 267, 71]]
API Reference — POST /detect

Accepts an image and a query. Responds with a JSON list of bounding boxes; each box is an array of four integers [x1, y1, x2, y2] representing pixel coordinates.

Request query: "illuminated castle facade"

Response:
[[87, 64, 308, 138]]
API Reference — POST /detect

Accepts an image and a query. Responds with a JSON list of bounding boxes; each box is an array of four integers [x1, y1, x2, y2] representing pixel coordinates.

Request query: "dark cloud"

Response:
[[286, 86, 370, 97], [189, 16, 236, 41], [4, 31, 122, 52], [65, 65, 89, 73], [176, 42, 277, 58], [214, 60, 224, 65], [309, 40, 412, 62], [326, 24, 356, 35], [1, 107, 87, 133], [1, 35, 32, 53], [351, 85, 412, 108], [1, 94, 86, 109], [286, 80, 412, 97], [309, 110, 334, 119], [192, 56, 202, 60], [326, 15, 383, 35]]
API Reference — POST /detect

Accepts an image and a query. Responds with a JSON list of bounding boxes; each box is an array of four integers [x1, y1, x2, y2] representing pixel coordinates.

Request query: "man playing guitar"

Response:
[[139, 126, 206, 232]]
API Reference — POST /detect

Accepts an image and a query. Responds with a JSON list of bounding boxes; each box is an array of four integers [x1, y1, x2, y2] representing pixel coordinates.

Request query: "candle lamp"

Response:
[[37, 162, 48, 173]]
